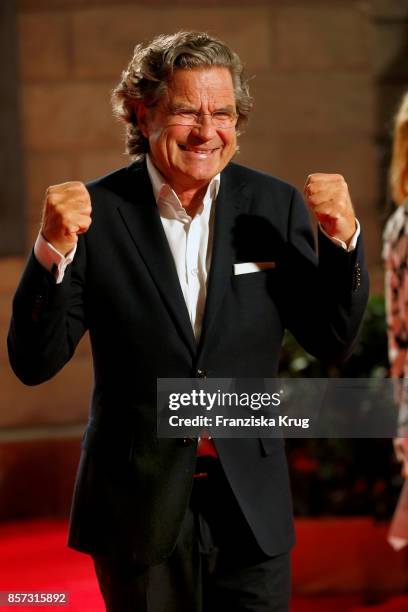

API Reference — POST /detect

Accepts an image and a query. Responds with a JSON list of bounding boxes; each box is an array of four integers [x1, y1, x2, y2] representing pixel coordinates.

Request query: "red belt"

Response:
[[196, 436, 217, 458]]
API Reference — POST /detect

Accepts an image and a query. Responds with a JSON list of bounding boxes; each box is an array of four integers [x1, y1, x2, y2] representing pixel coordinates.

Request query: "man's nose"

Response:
[[191, 115, 216, 140]]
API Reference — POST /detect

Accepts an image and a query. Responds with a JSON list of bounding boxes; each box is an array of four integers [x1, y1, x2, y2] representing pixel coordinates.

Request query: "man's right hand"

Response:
[[41, 181, 92, 255]]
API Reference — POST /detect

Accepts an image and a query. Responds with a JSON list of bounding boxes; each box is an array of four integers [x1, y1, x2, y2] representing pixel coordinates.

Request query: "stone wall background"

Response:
[[1, 0, 408, 518]]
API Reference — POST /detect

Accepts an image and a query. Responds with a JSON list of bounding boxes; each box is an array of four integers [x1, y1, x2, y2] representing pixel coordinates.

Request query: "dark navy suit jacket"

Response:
[[8, 160, 369, 566]]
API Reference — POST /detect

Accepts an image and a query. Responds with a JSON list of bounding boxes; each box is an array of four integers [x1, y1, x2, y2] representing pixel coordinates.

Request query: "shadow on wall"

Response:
[[0, 438, 81, 521]]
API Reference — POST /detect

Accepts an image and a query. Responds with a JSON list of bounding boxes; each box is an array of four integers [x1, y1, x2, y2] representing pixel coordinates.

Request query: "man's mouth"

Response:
[[178, 145, 219, 158]]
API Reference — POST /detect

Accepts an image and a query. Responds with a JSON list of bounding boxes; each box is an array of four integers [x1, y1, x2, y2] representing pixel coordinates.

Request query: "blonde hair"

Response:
[[390, 91, 408, 205], [112, 31, 252, 160]]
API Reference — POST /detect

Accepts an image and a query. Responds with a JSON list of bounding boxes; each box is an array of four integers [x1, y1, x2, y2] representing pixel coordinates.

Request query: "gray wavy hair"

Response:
[[111, 31, 253, 159]]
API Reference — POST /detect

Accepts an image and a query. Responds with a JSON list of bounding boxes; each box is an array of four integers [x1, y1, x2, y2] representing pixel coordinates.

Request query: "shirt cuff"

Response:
[[34, 233, 76, 284], [319, 219, 360, 252]]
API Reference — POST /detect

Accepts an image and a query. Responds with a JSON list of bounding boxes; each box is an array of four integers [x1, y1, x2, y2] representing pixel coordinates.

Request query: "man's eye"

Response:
[[175, 110, 197, 118], [214, 112, 231, 119]]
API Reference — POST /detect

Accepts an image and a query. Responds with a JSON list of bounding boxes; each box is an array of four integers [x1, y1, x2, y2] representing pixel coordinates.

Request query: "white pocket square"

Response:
[[233, 261, 276, 275]]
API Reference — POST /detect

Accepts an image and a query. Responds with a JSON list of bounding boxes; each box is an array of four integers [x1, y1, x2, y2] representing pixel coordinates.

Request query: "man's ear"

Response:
[[136, 102, 150, 138]]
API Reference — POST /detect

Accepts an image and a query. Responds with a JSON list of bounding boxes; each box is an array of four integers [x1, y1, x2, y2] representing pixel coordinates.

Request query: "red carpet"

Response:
[[0, 520, 104, 611], [0, 519, 407, 611]]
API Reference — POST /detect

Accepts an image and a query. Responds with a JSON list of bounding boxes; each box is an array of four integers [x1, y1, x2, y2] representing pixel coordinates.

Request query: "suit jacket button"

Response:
[[196, 369, 207, 378], [352, 263, 361, 291], [182, 438, 194, 446]]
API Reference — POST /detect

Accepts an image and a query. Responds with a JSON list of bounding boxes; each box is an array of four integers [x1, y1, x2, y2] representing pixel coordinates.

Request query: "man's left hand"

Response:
[[304, 173, 356, 246]]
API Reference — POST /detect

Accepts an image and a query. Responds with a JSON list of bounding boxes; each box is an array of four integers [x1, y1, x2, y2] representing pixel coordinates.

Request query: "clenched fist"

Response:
[[304, 173, 356, 246], [41, 181, 92, 255]]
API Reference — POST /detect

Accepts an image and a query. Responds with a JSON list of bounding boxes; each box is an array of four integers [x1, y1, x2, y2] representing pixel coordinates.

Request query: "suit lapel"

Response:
[[117, 162, 196, 357], [198, 166, 250, 353]]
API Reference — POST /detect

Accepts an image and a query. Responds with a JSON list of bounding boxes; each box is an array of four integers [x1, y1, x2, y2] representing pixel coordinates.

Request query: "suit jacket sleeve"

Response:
[[8, 238, 87, 385], [279, 186, 369, 363]]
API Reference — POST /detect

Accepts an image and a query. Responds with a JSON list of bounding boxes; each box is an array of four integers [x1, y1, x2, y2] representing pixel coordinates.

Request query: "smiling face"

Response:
[[137, 67, 237, 197]]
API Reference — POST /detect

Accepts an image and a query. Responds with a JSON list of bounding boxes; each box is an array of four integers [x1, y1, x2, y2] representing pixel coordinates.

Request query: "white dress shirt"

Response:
[[145, 155, 219, 340]]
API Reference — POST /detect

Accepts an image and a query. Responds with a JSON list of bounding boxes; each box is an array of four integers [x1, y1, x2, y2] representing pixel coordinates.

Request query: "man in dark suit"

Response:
[[8, 32, 368, 611]]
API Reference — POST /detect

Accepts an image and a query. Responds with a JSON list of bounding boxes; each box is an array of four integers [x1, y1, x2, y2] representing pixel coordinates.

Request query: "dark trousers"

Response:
[[93, 457, 291, 612]]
